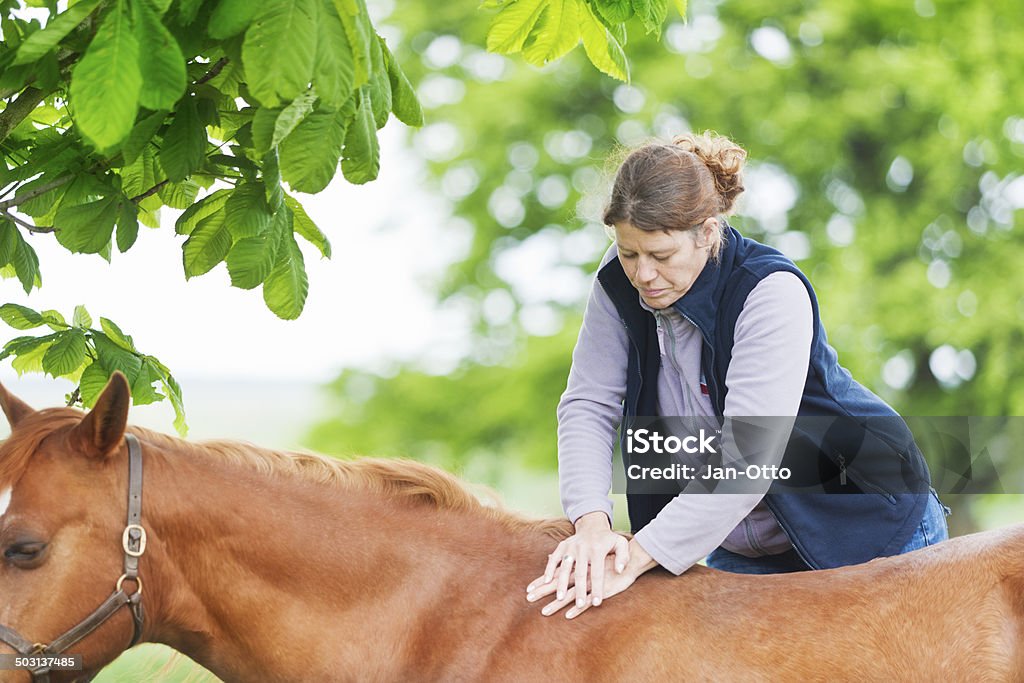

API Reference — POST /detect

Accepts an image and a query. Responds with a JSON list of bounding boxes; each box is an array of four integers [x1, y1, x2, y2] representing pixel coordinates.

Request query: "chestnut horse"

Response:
[[1, 373, 1022, 682]]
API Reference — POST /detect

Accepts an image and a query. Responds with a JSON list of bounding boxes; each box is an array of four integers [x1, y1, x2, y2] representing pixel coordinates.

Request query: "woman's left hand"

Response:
[[526, 538, 657, 618]]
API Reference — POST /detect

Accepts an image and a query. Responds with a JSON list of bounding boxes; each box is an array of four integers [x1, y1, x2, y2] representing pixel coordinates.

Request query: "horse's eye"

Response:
[[4, 542, 48, 565]]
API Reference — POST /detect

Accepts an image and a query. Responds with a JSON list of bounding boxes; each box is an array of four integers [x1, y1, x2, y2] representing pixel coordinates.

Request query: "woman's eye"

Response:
[[4, 542, 47, 563], [621, 253, 637, 260]]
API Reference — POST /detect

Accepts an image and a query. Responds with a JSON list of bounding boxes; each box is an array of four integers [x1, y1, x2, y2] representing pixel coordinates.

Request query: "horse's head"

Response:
[[0, 373, 135, 682]]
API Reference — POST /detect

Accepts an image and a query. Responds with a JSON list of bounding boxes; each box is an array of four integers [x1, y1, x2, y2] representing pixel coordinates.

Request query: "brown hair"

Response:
[[602, 131, 747, 258]]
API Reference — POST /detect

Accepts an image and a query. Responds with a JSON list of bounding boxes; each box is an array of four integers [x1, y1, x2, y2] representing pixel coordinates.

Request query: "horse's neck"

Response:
[[140, 443, 555, 681]]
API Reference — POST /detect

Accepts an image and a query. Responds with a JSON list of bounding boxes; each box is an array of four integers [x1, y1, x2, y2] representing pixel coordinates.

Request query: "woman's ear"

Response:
[[695, 217, 719, 249]]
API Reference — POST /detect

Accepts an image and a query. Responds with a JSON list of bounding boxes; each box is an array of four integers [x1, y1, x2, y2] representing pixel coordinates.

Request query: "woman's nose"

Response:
[[636, 259, 658, 283]]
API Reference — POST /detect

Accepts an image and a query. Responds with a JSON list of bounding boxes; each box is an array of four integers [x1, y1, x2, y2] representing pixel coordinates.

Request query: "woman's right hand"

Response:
[[525, 511, 631, 610]]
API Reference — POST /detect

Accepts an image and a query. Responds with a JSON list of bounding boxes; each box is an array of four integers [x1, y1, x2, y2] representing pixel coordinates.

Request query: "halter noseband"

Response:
[[0, 434, 146, 682]]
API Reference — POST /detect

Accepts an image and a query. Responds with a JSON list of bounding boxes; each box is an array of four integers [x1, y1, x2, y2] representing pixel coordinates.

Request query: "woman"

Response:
[[525, 131, 949, 619]]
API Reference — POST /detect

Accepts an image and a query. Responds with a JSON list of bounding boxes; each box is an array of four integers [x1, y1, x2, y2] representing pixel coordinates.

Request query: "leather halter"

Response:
[[0, 434, 146, 682]]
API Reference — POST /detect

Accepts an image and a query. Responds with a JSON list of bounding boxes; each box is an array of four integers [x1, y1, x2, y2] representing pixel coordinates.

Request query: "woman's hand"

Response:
[[526, 511, 656, 617], [526, 530, 658, 618]]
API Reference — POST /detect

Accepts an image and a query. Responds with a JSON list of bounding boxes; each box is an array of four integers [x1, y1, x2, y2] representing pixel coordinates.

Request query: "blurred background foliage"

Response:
[[308, 0, 1024, 535]]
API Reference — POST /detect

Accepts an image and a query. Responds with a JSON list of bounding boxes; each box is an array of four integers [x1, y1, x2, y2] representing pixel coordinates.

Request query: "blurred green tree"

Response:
[[312, 0, 1024, 478]]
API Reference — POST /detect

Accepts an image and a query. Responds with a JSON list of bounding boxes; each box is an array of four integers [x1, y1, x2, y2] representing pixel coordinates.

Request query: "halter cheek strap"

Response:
[[0, 434, 147, 683]]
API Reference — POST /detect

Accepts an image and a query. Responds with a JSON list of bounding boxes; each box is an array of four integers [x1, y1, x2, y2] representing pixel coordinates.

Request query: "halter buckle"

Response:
[[122, 524, 147, 557], [30, 642, 48, 655]]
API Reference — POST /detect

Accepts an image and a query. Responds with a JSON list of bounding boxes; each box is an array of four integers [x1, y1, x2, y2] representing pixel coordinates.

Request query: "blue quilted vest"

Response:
[[597, 224, 931, 569]]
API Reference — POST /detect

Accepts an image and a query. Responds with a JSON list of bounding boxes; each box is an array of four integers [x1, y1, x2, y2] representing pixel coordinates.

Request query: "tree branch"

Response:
[[194, 58, 229, 86], [0, 174, 74, 210], [0, 86, 49, 145], [0, 208, 56, 234], [130, 179, 170, 203]]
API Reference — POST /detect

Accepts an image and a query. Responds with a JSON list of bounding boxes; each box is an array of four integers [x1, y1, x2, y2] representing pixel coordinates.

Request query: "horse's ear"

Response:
[[70, 372, 131, 460], [0, 380, 35, 428]]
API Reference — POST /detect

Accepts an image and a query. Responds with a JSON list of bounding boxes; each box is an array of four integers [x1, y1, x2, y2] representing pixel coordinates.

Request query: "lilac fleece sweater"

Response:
[[557, 245, 813, 574]]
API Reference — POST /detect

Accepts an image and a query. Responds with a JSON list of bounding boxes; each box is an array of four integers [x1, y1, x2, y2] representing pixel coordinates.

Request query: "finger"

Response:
[[526, 576, 558, 603], [574, 556, 590, 608], [613, 535, 630, 573], [566, 597, 592, 620], [590, 553, 606, 607], [556, 552, 575, 601], [541, 586, 576, 617], [527, 571, 553, 595], [540, 543, 566, 586]]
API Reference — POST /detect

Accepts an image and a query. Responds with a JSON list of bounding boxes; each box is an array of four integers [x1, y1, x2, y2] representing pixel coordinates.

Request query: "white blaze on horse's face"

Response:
[[0, 486, 11, 518]]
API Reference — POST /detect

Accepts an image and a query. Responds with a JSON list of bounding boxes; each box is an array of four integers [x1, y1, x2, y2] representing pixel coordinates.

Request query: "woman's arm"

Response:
[[556, 246, 629, 525]]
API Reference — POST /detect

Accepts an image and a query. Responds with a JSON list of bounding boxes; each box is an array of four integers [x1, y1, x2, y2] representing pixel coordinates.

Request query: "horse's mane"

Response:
[[137, 428, 573, 540], [1, 407, 572, 541]]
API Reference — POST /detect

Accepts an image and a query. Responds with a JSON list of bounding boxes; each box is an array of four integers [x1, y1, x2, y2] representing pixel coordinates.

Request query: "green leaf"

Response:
[[673, 0, 686, 17], [121, 144, 161, 199], [69, 0, 142, 148], [340, 88, 378, 184], [40, 309, 67, 330], [182, 211, 232, 277], [14, 0, 101, 65], [242, 0, 318, 107], [273, 89, 319, 147], [54, 196, 119, 254], [594, 0, 632, 23], [251, 106, 282, 154], [280, 107, 351, 193], [224, 182, 272, 238], [315, 0, 355, 109], [523, 0, 581, 65], [161, 96, 206, 182], [0, 304, 44, 330], [135, 0, 187, 110], [176, 0, 204, 23], [79, 361, 110, 408], [160, 370, 188, 436], [379, 39, 422, 127], [487, 0, 549, 54], [285, 194, 330, 258], [175, 188, 230, 235], [73, 305, 93, 328], [158, 179, 200, 209], [263, 231, 308, 320], [0, 220, 17, 266], [333, 0, 371, 88], [93, 331, 142, 381], [116, 200, 140, 252], [129, 359, 163, 405], [42, 329, 88, 377], [11, 231, 41, 293], [579, 2, 629, 81], [632, 0, 667, 34], [11, 337, 56, 375], [0, 335, 44, 363], [208, 0, 258, 39], [262, 149, 284, 210], [368, 36, 392, 129], [122, 111, 167, 166], [226, 234, 278, 289], [99, 317, 137, 351]]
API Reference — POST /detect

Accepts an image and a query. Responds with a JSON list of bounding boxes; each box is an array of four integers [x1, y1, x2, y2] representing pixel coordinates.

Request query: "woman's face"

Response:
[[614, 219, 716, 309]]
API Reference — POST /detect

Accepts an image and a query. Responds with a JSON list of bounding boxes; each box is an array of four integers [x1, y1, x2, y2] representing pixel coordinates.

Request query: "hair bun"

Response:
[[672, 131, 747, 213]]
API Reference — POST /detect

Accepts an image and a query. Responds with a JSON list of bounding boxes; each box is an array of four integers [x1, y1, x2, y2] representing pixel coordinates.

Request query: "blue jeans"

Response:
[[706, 490, 951, 574]]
